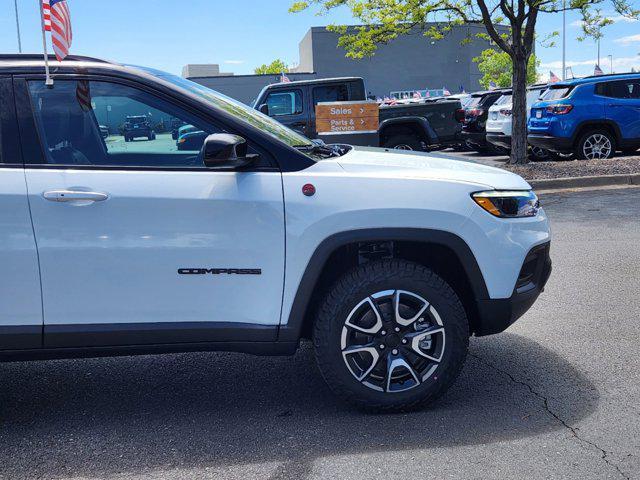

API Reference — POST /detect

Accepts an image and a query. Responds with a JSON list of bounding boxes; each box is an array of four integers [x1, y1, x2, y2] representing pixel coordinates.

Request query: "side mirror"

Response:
[[258, 103, 270, 115], [201, 133, 259, 169]]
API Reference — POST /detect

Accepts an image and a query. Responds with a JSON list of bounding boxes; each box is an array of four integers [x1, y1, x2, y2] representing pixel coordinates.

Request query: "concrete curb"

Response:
[[529, 173, 640, 191]]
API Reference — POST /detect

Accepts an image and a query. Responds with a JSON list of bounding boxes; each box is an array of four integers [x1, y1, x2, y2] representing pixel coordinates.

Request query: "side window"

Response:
[[312, 84, 349, 105], [265, 90, 303, 116], [599, 81, 640, 99], [28, 80, 223, 168]]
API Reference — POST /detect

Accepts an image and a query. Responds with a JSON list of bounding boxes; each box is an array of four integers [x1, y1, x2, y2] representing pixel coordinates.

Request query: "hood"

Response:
[[335, 147, 531, 190]]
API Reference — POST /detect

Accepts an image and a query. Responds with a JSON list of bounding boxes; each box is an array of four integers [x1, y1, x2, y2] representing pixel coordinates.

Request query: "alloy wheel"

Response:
[[393, 144, 414, 150], [582, 134, 612, 160], [341, 290, 445, 393]]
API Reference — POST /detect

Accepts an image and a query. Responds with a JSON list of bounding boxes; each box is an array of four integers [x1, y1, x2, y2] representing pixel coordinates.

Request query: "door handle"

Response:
[[43, 190, 109, 203]]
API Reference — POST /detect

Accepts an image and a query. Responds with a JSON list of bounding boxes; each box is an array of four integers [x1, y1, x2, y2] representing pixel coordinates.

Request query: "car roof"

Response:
[[550, 72, 640, 87]]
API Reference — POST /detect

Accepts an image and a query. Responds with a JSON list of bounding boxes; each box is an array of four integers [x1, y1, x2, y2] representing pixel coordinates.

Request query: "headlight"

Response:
[[472, 190, 539, 218]]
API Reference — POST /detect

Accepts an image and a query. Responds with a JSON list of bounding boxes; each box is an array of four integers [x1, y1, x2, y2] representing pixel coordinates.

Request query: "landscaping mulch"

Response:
[[501, 155, 640, 180]]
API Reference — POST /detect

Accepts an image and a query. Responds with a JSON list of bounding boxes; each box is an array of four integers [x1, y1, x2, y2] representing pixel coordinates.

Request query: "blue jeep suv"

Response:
[[528, 73, 640, 160]]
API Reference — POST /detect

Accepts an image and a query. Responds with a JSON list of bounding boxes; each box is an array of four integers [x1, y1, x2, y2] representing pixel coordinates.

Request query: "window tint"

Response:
[[28, 80, 222, 168], [265, 90, 303, 116], [601, 80, 640, 99], [541, 86, 571, 101], [313, 84, 349, 105]]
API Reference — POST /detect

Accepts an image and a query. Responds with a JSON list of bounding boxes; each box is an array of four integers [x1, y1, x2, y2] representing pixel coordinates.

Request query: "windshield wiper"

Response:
[[296, 140, 343, 158]]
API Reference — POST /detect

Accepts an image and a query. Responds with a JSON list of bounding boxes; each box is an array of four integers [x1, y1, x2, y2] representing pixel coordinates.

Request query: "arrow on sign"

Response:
[[359, 108, 365, 114], [360, 119, 365, 124]]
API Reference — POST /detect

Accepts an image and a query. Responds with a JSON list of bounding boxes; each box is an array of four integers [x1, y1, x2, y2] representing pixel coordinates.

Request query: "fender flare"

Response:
[[572, 120, 623, 145], [278, 228, 489, 342], [379, 116, 438, 144]]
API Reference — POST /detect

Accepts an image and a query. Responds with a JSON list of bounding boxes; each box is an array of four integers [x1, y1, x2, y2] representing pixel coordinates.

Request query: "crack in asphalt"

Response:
[[469, 353, 630, 480]]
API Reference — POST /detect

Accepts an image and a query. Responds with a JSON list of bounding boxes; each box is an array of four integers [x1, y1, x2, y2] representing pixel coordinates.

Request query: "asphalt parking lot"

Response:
[[1, 187, 639, 480]]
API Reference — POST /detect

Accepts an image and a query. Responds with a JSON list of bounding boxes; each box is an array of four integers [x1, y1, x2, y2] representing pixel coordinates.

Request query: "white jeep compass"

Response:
[[0, 55, 551, 412]]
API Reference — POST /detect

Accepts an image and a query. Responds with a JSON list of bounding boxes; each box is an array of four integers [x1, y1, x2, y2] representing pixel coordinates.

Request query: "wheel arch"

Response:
[[572, 120, 621, 146], [379, 117, 437, 145], [278, 228, 490, 343]]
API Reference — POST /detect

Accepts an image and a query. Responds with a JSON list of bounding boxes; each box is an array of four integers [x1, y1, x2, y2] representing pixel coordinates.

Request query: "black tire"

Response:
[[313, 259, 469, 413], [384, 135, 424, 151], [529, 146, 550, 162], [575, 129, 615, 160]]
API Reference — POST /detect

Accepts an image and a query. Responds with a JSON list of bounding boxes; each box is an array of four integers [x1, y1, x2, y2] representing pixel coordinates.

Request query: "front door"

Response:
[[19, 77, 285, 348]]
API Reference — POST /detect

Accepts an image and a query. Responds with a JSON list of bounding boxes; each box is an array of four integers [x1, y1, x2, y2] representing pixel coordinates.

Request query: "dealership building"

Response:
[[184, 23, 507, 105]]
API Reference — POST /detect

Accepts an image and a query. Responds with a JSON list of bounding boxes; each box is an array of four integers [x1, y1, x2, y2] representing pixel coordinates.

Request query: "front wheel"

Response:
[[313, 259, 469, 412]]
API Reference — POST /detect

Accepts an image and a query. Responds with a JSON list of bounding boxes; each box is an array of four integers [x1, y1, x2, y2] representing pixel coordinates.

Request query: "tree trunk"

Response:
[[509, 55, 529, 164]]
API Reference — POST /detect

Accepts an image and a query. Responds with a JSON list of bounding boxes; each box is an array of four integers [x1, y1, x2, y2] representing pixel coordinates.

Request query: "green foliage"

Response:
[[254, 59, 289, 75], [474, 49, 539, 89]]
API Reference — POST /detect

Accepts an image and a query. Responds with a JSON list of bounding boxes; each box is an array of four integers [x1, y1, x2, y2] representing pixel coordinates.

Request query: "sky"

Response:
[[1, 0, 639, 82]]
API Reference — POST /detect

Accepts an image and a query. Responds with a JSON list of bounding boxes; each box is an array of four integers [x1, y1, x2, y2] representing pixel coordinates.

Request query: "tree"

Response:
[[474, 49, 538, 89], [291, 0, 639, 164], [254, 59, 289, 75]]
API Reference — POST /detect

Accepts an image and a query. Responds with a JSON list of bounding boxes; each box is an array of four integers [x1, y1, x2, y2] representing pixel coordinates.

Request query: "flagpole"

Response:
[[38, 0, 53, 86], [14, 0, 22, 53]]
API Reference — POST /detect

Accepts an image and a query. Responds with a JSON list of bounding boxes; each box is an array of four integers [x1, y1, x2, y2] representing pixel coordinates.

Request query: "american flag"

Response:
[[280, 71, 291, 83], [42, 0, 73, 61], [549, 71, 560, 83], [76, 80, 92, 112], [594, 64, 604, 76]]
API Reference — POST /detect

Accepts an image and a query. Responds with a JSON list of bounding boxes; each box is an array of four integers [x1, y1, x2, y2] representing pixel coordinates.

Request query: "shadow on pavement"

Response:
[[0, 333, 598, 479]]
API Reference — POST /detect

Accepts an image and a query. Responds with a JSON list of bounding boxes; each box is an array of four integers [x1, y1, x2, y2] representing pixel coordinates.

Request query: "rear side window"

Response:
[[313, 84, 349, 105], [598, 80, 640, 99], [541, 86, 572, 101], [265, 90, 303, 116], [0, 77, 20, 165]]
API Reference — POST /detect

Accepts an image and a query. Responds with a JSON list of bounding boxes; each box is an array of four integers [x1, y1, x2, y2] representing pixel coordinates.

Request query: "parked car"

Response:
[[528, 73, 640, 160], [486, 84, 557, 161], [461, 89, 510, 153], [123, 115, 156, 142], [253, 77, 463, 151], [99, 124, 109, 139], [0, 54, 551, 412], [177, 129, 208, 151], [171, 118, 186, 140]]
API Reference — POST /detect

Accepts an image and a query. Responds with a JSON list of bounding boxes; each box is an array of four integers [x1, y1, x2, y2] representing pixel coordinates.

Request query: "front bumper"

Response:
[[486, 132, 512, 149], [474, 242, 552, 336], [527, 134, 573, 153]]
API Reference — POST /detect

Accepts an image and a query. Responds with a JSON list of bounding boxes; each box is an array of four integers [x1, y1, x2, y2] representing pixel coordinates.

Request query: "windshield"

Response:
[[466, 96, 483, 107], [494, 94, 512, 106], [541, 86, 572, 101], [132, 66, 313, 149]]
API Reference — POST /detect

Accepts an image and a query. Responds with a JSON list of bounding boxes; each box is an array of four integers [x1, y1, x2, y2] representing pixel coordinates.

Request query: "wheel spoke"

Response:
[[394, 290, 429, 327], [342, 344, 381, 382], [345, 297, 383, 334], [405, 326, 445, 362], [385, 353, 420, 392]]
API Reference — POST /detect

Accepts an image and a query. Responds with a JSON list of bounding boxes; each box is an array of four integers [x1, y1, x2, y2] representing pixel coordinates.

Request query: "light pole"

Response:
[[562, 0, 566, 80], [14, 0, 22, 53]]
